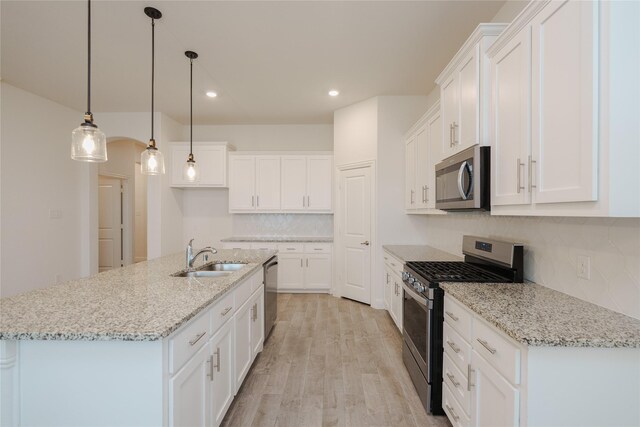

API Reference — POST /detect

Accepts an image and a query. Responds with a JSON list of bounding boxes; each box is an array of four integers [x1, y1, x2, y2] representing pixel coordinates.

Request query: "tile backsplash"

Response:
[[232, 214, 333, 237], [423, 214, 640, 320]]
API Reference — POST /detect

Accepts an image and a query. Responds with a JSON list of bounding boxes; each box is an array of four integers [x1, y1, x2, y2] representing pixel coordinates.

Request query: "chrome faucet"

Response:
[[186, 238, 217, 269]]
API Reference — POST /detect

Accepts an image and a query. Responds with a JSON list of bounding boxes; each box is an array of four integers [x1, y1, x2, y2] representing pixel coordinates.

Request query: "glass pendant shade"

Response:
[[71, 123, 107, 162], [141, 145, 165, 175], [183, 159, 198, 182]]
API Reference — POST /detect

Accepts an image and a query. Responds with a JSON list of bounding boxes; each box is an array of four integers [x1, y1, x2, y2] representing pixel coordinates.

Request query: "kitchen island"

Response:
[[0, 249, 276, 427]]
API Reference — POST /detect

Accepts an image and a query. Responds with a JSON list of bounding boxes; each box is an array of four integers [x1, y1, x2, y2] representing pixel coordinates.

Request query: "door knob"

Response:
[[361, 241, 370, 246]]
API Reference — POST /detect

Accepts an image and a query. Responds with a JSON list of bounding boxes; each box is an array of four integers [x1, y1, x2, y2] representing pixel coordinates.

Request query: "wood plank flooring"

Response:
[[222, 293, 452, 427]]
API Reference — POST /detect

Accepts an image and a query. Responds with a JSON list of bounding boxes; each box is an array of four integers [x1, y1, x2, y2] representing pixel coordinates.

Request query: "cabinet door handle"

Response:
[[207, 355, 214, 381], [529, 155, 537, 192], [446, 340, 460, 354], [300, 258, 303, 267], [251, 196, 255, 207], [221, 306, 232, 316], [452, 122, 458, 145], [468, 364, 475, 391], [410, 189, 414, 204], [476, 338, 497, 354], [256, 195, 260, 207], [306, 258, 309, 267], [426, 186, 429, 203], [386, 273, 389, 284], [307, 196, 310, 207], [517, 158, 524, 193], [449, 123, 453, 147], [189, 331, 207, 346], [445, 311, 459, 321], [214, 347, 221, 373], [445, 404, 459, 422], [446, 372, 460, 388]]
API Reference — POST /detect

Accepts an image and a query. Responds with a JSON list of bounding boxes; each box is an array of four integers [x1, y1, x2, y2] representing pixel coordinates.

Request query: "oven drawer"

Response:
[[443, 382, 470, 427], [472, 318, 521, 385], [444, 295, 473, 343], [443, 352, 470, 416], [444, 321, 471, 376]]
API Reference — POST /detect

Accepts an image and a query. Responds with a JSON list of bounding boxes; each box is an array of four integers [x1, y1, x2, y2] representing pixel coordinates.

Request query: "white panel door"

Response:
[[405, 135, 417, 209], [492, 28, 532, 206], [281, 156, 307, 210], [196, 145, 226, 187], [211, 320, 234, 427], [457, 46, 480, 152], [255, 156, 281, 210], [304, 254, 332, 291], [441, 75, 459, 158], [340, 167, 372, 304], [306, 156, 333, 211], [426, 111, 442, 209], [531, 0, 598, 204], [98, 176, 122, 272], [169, 343, 211, 427], [471, 350, 519, 427], [250, 290, 264, 357], [415, 125, 429, 209], [234, 300, 252, 392], [277, 254, 305, 290], [229, 156, 256, 211]]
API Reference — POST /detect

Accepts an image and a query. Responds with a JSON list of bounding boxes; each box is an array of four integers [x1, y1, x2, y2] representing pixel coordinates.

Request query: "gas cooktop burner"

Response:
[[405, 261, 512, 284]]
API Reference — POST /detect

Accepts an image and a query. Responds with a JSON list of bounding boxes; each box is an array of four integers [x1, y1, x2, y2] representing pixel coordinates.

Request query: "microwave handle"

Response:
[[457, 161, 473, 200]]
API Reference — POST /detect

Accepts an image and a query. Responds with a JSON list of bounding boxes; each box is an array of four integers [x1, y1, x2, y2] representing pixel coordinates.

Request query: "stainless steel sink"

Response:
[[173, 262, 247, 278]]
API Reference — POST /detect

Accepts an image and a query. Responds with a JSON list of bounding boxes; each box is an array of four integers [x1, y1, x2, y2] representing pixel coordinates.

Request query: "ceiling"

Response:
[[1, 1, 505, 125]]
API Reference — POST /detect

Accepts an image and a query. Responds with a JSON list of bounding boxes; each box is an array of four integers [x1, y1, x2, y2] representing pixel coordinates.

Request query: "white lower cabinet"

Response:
[[233, 296, 253, 392], [170, 343, 211, 427], [211, 321, 235, 427], [383, 250, 403, 332]]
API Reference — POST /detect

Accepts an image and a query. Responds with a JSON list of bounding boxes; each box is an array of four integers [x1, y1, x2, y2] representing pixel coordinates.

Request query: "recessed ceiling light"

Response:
[[206, 91, 217, 98], [328, 89, 339, 97]]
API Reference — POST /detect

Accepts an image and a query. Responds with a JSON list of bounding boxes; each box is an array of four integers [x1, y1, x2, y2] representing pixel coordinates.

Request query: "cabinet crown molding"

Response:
[[435, 23, 508, 85], [487, 0, 552, 58], [404, 100, 440, 138]]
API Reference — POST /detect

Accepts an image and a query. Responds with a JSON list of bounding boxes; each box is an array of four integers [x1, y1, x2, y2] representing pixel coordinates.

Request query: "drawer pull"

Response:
[[445, 404, 459, 422], [446, 340, 461, 354], [446, 372, 460, 388], [314, 248, 323, 251], [391, 262, 397, 267], [286, 247, 296, 250], [476, 338, 497, 354], [220, 306, 232, 316], [445, 311, 459, 321], [189, 331, 207, 346]]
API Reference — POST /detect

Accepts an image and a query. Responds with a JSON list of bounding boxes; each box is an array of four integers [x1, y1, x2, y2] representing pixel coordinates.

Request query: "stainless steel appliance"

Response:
[[402, 236, 523, 415], [263, 256, 278, 340], [435, 144, 490, 211]]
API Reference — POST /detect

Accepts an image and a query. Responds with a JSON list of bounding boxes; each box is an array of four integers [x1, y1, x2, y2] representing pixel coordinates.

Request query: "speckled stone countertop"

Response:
[[221, 236, 333, 243], [382, 245, 461, 263], [0, 250, 276, 342], [441, 283, 640, 348]]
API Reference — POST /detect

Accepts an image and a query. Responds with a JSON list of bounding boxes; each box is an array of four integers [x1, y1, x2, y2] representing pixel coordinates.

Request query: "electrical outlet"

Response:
[[49, 209, 63, 219], [577, 255, 591, 280]]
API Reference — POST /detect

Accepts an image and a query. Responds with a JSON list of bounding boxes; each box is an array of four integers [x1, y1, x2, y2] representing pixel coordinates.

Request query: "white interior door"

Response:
[[98, 176, 123, 272], [340, 167, 372, 304]]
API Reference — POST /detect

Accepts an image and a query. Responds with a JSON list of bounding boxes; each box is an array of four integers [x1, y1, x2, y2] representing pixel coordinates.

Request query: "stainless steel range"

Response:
[[401, 236, 524, 415]]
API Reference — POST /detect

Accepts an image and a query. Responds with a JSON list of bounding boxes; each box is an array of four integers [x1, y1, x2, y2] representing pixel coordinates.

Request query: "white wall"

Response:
[[0, 83, 87, 297], [181, 124, 334, 248], [491, 0, 529, 23], [333, 97, 378, 167]]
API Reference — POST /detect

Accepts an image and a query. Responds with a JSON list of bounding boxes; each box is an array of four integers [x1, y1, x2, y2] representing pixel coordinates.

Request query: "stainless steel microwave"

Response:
[[435, 145, 490, 211]]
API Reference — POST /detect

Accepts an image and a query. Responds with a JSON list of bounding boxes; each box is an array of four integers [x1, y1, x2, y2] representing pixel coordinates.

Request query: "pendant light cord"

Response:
[[151, 18, 155, 140], [87, 0, 91, 116], [190, 57, 193, 156]]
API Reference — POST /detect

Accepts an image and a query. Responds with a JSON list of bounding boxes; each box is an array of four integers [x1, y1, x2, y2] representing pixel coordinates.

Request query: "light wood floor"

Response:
[[221, 293, 452, 427]]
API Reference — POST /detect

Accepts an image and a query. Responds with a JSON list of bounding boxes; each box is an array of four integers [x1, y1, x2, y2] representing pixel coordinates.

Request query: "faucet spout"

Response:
[[186, 239, 218, 269]]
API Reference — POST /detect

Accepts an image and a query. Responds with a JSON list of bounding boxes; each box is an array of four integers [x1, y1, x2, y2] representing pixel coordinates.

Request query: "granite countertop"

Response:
[[441, 282, 640, 348], [0, 250, 276, 342], [382, 245, 461, 263], [221, 236, 333, 243]]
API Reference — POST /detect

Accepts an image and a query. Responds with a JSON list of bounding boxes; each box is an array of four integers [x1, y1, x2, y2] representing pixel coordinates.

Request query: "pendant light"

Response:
[[140, 7, 165, 175], [183, 51, 199, 182], [71, 0, 107, 162]]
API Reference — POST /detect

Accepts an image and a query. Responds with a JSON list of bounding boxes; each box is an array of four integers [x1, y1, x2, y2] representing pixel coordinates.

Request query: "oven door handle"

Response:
[[402, 282, 429, 308]]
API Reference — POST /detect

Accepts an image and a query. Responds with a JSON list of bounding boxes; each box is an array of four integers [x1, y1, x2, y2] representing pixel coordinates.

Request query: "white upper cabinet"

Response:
[[228, 156, 256, 211], [306, 156, 333, 211], [436, 24, 507, 160], [171, 142, 233, 188], [489, 0, 637, 216], [255, 156, 281, 210], [281, 156, 307, 210], [404, 101, 446, 214]]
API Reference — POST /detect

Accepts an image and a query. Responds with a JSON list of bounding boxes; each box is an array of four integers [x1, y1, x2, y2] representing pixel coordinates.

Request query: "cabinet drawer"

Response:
[[277, 243, 305, 253], [169, 310, 210, 374], [443, 382, 470, 427], [383, 252, 404, 276], [444, 295, 473, 343], [303, 243, 332, 253], [250, 243, 277, 251], [222, 242, 252, 250], [444, 321, 471, 376], [251, 269, 264, 293], [235, 276, 254, 309], [210, 291, 235, 336], [443, 352, 470, 416], [473, 318, 521, 385]]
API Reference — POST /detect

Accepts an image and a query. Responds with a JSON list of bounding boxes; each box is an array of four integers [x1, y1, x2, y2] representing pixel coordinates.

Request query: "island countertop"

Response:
[[0, 250, 276, 342]]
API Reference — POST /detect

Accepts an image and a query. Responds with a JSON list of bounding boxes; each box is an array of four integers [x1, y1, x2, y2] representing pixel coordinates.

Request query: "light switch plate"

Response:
[[577, 255, 591, 280]]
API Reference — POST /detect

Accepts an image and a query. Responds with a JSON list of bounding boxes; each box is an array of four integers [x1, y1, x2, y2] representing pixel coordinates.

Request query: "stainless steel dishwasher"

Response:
[[263, 256, 278, 340]]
